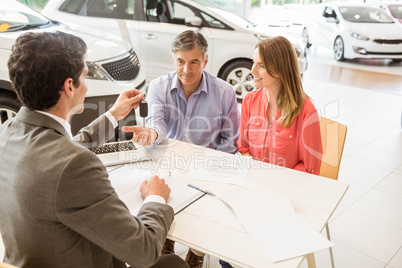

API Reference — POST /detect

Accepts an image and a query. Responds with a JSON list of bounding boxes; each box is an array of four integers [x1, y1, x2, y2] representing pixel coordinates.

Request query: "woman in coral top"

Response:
[[237, 36, 322, 175]]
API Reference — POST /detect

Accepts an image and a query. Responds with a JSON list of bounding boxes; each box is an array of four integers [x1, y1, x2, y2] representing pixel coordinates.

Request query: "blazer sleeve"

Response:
[[72, 114, 116, 151], [55, 150, 174, 268]]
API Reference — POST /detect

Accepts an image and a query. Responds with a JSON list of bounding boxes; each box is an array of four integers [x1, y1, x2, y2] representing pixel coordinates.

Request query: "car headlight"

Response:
[[86, 61, 108, 80], [350, 32, 369, 41]]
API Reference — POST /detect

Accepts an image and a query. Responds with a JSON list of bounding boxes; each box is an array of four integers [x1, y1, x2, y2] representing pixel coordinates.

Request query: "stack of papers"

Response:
[[218, 186, 333, 262], [108, 165, 204, 215]]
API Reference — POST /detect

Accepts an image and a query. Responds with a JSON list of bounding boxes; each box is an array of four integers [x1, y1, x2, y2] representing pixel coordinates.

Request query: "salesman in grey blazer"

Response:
[[0, 31, 188, 268]]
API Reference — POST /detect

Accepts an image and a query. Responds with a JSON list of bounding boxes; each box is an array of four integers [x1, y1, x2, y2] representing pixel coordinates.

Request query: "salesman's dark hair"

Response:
[[8, 31, 87, 110]]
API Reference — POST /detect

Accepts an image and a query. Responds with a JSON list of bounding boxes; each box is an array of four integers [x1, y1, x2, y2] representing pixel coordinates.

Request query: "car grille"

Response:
[[102, 51, 140, 81], [366, 51, 402, 55], [373, 39, 402, 45]]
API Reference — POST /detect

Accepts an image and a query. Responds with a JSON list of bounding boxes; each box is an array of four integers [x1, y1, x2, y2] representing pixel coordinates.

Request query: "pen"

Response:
[[187, 183, 215, 196]]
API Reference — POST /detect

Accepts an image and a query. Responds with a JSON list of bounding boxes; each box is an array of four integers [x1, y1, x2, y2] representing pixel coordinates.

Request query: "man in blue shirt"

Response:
[[123, 30, 240, 154], [123, 30, 240, 268]]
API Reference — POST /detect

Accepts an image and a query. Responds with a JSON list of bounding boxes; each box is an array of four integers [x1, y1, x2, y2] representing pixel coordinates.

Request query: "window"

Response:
[[59, 0, 86, 14], [60, 0, 134, 19], [389, 5, 402, 20], [339, 6, 394, 23], [171, 1, 194, 20], [200, 12, 225, 29]]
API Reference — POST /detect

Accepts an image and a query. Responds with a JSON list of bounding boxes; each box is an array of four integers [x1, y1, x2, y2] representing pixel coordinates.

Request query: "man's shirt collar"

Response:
[[170, 71, 208, 95], [35, 110, 73, 139]]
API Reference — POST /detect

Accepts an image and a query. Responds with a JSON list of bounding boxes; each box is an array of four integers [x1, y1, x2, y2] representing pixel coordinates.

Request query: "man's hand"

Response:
[[140, 176, 171, 203], [109, 89, 144, 121], [121, 126, 158, 146]]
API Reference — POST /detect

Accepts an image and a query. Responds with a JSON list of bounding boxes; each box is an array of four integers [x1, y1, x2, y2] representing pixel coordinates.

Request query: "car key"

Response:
[[139, 100, 148, 128]]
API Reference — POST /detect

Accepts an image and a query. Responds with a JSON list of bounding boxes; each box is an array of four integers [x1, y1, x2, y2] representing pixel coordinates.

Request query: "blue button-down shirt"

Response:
[[146, 71, 240, 154]]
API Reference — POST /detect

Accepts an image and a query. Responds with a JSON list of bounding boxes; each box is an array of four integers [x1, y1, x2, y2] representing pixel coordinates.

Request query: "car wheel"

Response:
[[219, 60, 254, 102], [0, 93, 20, 126], [333, 36, 346, 62], [302, 27, 312, 48]]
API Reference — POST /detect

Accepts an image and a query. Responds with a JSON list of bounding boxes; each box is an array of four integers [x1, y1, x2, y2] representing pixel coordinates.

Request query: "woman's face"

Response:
[[250, 47, 280, 90]]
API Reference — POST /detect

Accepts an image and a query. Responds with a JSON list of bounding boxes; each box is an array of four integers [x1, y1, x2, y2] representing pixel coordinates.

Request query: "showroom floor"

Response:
[[1, 46, 401, 268]]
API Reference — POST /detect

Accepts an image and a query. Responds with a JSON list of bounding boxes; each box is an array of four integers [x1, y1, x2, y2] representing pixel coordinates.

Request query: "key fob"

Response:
[[140, 100, 148, 118]]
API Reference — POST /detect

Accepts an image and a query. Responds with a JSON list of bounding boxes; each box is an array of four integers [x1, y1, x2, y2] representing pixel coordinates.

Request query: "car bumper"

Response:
[[345, 39, 402, 59]]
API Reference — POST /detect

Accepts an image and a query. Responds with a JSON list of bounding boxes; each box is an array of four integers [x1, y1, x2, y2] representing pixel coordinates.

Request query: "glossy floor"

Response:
[[1, 47, 401, 268]]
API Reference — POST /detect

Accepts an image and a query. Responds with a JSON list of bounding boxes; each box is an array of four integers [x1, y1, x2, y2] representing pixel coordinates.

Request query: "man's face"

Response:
[[70, 62, 89, 115], [174, 48, 208, 89]]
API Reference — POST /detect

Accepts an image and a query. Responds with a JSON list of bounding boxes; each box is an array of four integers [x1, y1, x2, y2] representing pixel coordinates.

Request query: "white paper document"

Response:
[[244, 213, 333, 262], [218, 186, 333, 262], [188, 153, 251, 185], [108, 165, 204, 215]]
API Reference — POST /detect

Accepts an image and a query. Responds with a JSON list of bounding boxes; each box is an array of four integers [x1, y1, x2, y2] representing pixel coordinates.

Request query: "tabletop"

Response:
[[117, 139, 349, 267]]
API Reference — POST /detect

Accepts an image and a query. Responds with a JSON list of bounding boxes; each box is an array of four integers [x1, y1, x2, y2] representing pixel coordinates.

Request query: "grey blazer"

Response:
[[0, 107, 174, 268]]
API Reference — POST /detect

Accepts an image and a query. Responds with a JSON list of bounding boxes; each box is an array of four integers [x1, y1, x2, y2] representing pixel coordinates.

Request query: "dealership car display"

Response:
[[0, 0, 146, 137], [306, 2, 402, 62], [42, 0, 308, 101]]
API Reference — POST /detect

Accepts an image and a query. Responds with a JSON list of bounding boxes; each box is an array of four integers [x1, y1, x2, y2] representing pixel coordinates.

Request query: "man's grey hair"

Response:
[[171, 30, 208, 59]]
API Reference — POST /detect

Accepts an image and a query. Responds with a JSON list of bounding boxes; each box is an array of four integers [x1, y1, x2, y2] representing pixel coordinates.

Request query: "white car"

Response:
[[0, 0, 146, 138], [306, 2, 402, 62], [42, 0, 308, 101]]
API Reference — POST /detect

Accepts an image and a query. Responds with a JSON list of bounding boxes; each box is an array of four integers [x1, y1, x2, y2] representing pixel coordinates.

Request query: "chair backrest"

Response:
[[319, 117, 347, 180]]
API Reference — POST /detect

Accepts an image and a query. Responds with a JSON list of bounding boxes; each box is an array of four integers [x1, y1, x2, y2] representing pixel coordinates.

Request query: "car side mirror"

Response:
[[326, 17, 338, 24], [185, 16, 202, 27]]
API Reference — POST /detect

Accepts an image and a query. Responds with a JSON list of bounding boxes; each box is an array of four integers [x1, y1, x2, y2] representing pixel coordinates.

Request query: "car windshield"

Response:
[[339, 6, 394, 23], [0, 0, 51, 32], [207, 7, 255, 28], [191, 0, 222, 9], [388, 4, 402, 19]]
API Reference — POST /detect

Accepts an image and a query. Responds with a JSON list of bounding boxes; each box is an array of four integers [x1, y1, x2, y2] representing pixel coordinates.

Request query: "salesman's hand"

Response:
[[140, 176, 171, 203], [121, 126, 158, 146], [109, 89, 144, 121]]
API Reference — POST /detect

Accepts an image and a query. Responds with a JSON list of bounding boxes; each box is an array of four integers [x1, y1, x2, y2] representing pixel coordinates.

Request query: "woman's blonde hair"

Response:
[[257, 36, 307, 127]]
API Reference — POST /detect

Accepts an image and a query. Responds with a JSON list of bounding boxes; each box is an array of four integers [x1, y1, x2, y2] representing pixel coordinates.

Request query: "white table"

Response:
[[120, 139, 349, 268]]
